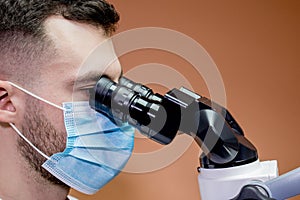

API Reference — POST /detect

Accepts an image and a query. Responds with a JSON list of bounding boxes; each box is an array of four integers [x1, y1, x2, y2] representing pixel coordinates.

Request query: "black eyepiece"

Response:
[[89, 76, 180, 144]]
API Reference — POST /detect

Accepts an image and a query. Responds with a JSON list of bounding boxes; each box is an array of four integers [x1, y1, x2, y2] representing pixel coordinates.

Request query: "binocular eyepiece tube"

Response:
[[89, 76, 181, 145]]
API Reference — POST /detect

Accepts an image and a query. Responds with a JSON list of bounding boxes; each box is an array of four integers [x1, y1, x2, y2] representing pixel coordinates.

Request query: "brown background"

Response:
[[70, 0, 300, 199]]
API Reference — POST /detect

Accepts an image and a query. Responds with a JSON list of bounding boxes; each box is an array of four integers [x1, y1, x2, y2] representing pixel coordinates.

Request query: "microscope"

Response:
[[89, 76, 300, 200]]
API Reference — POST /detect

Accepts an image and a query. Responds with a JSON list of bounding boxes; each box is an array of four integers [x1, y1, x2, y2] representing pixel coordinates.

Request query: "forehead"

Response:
[[44, 16, 107, 59], [43, 16, 119, 81]]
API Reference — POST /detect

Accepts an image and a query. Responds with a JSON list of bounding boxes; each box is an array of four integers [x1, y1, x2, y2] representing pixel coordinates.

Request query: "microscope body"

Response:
[[89, 76, 294, 200]]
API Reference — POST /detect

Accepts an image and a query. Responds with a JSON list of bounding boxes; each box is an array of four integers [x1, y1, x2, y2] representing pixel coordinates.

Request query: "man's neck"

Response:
[[0, 132, 69, 200]]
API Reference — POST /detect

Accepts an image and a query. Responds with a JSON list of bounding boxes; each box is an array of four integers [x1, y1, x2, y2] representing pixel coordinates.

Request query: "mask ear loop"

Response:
[[8, 82, 66, 111], [9, 123, 51, 160]]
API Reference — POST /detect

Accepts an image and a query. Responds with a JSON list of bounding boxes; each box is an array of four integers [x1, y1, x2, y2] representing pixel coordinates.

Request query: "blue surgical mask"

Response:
[[8, 82, 135, 194]]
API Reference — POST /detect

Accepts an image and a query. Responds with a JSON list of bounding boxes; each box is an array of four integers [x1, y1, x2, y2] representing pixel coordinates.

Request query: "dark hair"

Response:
[[0, 0, 120, 36], [0, 0, 120, 82]]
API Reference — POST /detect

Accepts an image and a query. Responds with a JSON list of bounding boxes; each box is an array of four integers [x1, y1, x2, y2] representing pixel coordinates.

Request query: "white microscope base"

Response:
[[198, 160, 278, 200]]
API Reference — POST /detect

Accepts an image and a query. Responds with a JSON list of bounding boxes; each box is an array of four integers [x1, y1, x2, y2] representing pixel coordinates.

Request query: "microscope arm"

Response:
[[232, 166, 300, 200], [163, 87, 258, 167]]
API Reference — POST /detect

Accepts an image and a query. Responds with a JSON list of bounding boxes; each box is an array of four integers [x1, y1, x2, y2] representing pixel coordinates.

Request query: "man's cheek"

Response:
[[43, 105, 67, 142]]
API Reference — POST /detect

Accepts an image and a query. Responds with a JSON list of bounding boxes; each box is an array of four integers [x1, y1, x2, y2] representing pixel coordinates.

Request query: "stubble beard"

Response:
[[17, 97, 69, 189]]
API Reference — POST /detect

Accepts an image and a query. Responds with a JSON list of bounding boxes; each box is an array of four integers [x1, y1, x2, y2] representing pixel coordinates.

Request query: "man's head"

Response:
[[0, 0, 122, 193]]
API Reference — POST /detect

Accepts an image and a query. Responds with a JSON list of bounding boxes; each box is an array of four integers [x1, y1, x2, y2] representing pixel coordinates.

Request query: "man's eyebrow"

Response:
[[75, 69, 123, 85]]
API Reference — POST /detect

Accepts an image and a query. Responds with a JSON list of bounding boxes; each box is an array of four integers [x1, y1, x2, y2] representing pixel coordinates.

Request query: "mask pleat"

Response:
[[67, 129, 134, 149], [43, 154, 120, 195], [67, 147, 132, 170]]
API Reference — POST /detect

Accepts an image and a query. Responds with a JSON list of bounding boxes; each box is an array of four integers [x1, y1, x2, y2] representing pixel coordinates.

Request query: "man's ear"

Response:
[[0, 80, 17, 123]]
